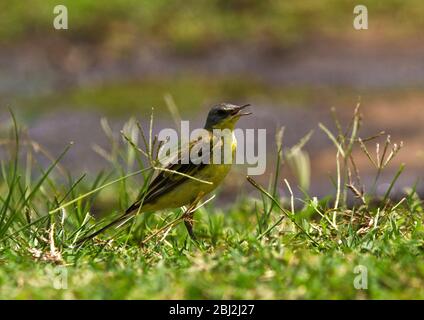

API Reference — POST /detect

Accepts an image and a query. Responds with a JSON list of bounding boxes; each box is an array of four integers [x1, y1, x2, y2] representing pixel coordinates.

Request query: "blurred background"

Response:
[[1, 0, 424, 200]]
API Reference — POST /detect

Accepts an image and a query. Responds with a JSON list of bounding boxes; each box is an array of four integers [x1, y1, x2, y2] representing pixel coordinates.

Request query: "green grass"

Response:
[[0, 107, 423, 299]]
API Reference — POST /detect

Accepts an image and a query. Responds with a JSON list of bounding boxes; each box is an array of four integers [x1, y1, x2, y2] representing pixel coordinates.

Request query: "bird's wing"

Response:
[[146, 162, 207, 202], [126, 137, 215, 213]]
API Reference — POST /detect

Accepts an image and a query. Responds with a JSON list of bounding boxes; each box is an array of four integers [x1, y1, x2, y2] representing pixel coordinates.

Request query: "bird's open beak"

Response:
[[232, 104, 252, 117]]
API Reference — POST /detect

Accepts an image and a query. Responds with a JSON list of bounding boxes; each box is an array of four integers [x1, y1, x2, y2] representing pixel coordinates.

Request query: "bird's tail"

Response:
[[124, 200, 142, 215], [75, 203, 141, 245]]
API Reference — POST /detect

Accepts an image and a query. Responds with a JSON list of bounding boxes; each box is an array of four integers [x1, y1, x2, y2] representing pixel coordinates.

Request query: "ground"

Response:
[[1, 202, 423, 299]]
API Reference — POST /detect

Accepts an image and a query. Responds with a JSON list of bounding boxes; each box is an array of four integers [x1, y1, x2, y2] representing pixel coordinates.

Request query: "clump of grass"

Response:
[[247, 103, 417, 251]]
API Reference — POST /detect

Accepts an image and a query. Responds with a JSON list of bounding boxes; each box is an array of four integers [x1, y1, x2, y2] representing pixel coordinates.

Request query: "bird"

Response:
[[77, 103, 251, 244]]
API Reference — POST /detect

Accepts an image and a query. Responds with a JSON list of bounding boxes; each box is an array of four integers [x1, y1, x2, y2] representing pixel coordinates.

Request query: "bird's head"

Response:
[[204, 103, 251, 130]]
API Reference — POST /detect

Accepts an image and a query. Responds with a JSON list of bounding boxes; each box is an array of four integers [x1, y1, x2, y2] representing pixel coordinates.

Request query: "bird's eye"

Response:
[[217, 110, 226, 116]]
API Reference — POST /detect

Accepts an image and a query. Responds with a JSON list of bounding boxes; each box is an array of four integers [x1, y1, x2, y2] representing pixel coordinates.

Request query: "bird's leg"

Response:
[[182, 193, 204, 241], [183, 204, 198, 241], [184, 213, 196, 241]]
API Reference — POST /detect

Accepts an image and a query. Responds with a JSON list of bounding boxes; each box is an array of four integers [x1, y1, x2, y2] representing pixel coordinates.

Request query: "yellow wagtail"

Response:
[[78, 103, 251, 243]]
